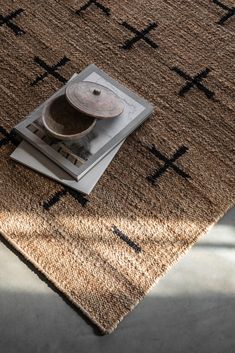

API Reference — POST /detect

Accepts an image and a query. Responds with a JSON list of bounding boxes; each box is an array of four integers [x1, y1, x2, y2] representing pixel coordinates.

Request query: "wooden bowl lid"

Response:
[[66, 81, 124, 119]]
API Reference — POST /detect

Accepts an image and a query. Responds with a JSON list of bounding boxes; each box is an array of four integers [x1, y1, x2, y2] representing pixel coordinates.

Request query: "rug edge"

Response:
[[0, 202, 234, 334], [0, 229, 111, 334]]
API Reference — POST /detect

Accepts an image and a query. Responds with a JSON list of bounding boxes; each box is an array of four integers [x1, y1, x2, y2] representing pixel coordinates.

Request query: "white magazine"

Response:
[[11, 140, 123, 195], [14, 64, 153, 181], [11, 73, 124, 194]]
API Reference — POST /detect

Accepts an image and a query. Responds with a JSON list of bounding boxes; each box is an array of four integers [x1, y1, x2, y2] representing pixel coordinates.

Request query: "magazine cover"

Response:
[[14, 64, 154, 181]]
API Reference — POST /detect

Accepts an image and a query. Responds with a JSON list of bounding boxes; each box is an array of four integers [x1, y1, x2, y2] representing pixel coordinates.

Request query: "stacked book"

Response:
[[11, 64, 153, 194]]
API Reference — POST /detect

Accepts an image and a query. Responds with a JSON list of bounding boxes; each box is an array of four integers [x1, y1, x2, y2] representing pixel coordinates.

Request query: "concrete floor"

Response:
[[0, 207, 235, 353]]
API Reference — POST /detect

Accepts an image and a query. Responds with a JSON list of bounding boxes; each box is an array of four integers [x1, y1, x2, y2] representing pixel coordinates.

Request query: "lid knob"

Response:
[[93, 89, 101, 96]]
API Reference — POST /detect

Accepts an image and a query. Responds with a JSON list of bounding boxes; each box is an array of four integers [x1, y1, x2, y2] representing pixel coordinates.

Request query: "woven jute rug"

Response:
[[0, 0, 234, 333]]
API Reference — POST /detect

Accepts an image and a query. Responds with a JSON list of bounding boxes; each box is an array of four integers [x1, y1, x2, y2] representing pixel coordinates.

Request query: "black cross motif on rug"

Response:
[[0, 8, 25, 36], [76, 0, 110, 16], [172, 67, 215, 99], [213, 0, 235, 25], [43, 186, 89, 211], [111, 226, 142, 253], [0, 126, 18, 149], [121, 21, 158, 50], [31, 56, 70, 86], [147, 144, 191, 184]]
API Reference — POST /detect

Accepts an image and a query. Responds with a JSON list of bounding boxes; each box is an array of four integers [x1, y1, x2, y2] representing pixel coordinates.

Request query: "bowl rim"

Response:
[[42, 93, 96, 140]]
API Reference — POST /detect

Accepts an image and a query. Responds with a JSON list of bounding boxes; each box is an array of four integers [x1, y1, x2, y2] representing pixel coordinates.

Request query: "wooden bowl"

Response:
[[42, 94, 96, 141]]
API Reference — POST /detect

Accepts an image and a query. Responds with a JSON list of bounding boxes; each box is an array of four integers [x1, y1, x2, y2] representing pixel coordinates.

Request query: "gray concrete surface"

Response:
[[0, 207, 235, 353]]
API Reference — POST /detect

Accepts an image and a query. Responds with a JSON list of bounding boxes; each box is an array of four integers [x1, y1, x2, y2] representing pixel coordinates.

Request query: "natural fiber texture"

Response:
[[0, 0, 234, 333]]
